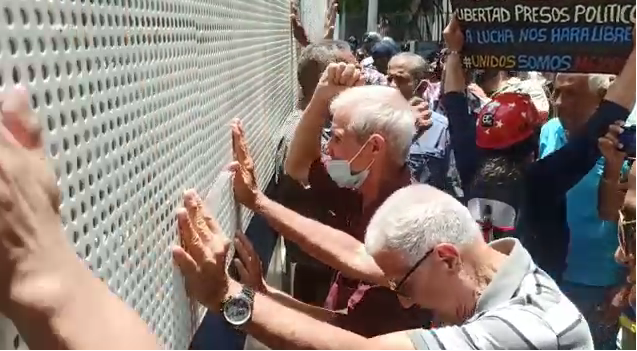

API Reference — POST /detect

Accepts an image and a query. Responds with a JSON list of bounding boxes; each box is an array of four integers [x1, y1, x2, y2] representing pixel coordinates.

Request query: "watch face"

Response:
[[222, 296, 252, 326]]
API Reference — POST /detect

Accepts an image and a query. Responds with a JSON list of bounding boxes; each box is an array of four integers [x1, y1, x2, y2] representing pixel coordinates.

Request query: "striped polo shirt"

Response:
[[408, 238, 593, 350]]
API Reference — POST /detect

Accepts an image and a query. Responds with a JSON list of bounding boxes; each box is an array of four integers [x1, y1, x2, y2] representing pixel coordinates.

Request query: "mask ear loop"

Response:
[[348, 136, 376, 172]]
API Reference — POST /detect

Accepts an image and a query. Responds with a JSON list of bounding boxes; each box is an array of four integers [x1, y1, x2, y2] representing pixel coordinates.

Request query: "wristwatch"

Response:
[[220, 285, 255, 327]]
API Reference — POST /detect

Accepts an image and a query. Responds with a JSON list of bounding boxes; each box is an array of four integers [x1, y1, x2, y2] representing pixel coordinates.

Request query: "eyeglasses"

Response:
[[389, 248, 434, 296]]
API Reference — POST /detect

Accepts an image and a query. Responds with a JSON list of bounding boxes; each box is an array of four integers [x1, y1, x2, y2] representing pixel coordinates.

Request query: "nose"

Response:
[[397, 294, 415, 309], [389, 79, 398, 88]]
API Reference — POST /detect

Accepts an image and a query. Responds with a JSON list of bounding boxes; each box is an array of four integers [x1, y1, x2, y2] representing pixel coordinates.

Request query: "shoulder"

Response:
[[540, 118, 563, 139]]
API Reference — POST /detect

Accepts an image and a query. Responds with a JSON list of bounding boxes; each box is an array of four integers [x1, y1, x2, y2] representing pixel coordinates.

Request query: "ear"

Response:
[[435, 243, 462, 273], [368, 134, 386, 154]]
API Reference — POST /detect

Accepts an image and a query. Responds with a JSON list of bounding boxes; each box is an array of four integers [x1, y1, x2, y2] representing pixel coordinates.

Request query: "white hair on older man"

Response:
[[365, 184, 482, 266], [330, 85, 416, 163], [390, 52, 430, 80], [588, 74, 614, 94]]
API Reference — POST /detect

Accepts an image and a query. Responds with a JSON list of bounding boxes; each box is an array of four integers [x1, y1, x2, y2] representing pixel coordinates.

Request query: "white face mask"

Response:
[[325, 140, 374, 189]]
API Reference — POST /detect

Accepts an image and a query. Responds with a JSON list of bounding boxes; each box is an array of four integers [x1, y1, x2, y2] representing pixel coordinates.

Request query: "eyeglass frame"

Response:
[[388, 248, 434, 296]]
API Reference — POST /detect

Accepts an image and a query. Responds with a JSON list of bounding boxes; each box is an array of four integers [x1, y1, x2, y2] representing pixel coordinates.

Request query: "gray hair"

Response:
[[389, 52, 430, 80], [329, 85, 416, 163], [588, 74, 613, 94], [297, 40, 352, 101], [365, 184, 482, 266]]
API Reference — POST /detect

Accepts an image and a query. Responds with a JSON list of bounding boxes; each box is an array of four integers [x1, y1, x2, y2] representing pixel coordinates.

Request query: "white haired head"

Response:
[[365, 184, 482, 266], [389, 52, 430, 81], [329, 85, 416, 163], [588, 74, 613, 95]]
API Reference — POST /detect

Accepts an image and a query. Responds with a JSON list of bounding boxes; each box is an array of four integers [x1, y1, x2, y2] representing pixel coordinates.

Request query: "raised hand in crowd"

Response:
[[410, 96, 433, 131], [598, 121, 628, 168], [442, 16, 463, 54], [290, 0, 309, 47], [0, 86, 159, 349], [323, 0, 338, 40], [313, 62, 365, 104], [598, 121, 632, 221]]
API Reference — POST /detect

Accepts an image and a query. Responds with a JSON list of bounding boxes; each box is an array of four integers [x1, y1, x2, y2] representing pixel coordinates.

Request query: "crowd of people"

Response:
[[0, 0, 635, 349]]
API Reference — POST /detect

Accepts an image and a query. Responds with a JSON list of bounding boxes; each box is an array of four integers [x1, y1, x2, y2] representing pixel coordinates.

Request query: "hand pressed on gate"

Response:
[[0, 86, 159, 350], [172, 190, 232, 311], [233, 230, 267, 293], [229, 118, 261, 210]]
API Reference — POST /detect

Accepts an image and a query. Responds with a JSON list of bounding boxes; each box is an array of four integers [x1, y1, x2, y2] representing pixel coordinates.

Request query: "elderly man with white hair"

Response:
[[224, 62, 432, 337], [536, 72, 634, 349], [173, 182, 594, 349]]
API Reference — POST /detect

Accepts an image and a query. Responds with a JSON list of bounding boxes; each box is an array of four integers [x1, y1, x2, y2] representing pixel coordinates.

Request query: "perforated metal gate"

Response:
[[0, 0, 322, 349]]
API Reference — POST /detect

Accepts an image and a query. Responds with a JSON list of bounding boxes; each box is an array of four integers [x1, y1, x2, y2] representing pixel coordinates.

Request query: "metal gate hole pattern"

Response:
[[0, 0, 329, 348]]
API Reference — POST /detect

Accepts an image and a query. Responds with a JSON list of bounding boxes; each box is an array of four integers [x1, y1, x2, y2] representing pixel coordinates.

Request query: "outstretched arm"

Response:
[[0, 87, 159, 350]]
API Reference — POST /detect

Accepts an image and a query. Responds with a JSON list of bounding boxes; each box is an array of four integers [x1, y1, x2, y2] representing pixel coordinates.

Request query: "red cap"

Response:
[[476, 93, 541, 150]]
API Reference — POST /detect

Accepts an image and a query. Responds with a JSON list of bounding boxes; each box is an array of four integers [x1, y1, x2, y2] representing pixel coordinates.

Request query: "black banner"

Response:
[[451, 0, 635, 73]]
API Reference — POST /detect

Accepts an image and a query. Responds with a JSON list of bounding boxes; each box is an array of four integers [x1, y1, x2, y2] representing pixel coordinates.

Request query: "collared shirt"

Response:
[[408, 111, 464, 200], [362, 66, 388, 86], [408, 238, 593, 350], [306, 158, 432, 337], [539, 118, 625, 287]]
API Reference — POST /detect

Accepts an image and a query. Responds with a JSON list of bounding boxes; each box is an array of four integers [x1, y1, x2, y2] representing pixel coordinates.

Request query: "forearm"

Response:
[[598, 160, 624, 221], [9, 261, 159, 350], [285, 98, 328, 182], [232, 283, 371, 349], [265, 285, 340, 323], [443, 53, 466, 94], [254, 193, 386, 286], [606, 49, 636, 110]]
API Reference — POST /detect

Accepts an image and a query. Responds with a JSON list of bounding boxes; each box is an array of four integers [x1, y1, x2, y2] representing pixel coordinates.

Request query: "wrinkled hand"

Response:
[[228, 119, 260, 210], [173, 190, 231, 311], [0, 86, 78, 313], [313, 62, 364, 105], [410, 97, 433, 131], [598, 121, 626, 167], [323, 0, 338, 40], [442, 16, 464, 52], [233, 231, 266, 293], [290, 0, 309, 47]]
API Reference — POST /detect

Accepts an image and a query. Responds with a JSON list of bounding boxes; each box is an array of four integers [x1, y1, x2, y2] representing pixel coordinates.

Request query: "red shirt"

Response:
[[307, 159, 431, 337]]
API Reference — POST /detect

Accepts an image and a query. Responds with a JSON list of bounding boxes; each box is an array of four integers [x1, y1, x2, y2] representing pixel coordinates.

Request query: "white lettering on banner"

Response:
[[458, 7, 511, 23], [573, 4, 636, 24], [513, 5, 571, 23]]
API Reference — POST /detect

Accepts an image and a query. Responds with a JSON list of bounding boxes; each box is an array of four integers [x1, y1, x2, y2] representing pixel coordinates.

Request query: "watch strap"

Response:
[[241, 285, 255, 303]]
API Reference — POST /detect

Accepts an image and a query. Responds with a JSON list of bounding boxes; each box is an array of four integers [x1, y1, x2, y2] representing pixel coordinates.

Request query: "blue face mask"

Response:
[[325, 140, 374, 189]]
